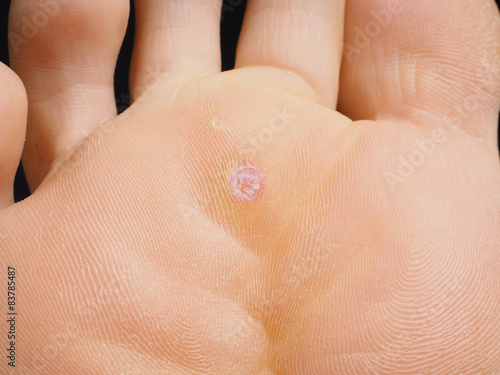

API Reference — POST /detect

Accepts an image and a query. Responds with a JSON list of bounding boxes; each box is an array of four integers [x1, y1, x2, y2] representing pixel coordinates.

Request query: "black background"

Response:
[[0, 0, 499, 202]]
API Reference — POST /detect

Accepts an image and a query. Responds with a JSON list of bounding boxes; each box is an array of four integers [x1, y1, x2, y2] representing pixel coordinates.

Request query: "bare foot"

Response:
[[1, 0, 500, 373]]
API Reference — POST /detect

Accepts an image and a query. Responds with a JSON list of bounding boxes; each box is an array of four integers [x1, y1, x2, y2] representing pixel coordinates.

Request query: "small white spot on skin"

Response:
[[230, 161, 266, 202], [212, 118, 226, 130]]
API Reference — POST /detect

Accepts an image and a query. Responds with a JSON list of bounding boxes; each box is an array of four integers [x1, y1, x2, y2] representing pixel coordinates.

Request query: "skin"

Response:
[[1, 0, 500, 373]]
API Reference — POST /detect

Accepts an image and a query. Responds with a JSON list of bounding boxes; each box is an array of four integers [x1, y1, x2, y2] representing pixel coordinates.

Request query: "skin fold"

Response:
[[1, 0, 500, 373]]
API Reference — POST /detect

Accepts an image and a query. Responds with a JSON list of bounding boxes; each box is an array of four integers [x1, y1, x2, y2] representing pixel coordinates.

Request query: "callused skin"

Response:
[[1, 69, 500, 374]]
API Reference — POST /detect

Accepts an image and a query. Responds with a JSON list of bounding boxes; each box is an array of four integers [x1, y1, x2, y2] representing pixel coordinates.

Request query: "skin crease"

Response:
[[0, 0, 500, 374]]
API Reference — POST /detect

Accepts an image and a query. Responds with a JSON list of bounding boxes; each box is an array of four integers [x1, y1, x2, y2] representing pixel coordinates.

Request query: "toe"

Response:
[[235, 0, 345, 108], [339, 0, 500, 144], [130, 0, 222, 100], [8, 0, 129, 189], [0, 63, 27, 208]]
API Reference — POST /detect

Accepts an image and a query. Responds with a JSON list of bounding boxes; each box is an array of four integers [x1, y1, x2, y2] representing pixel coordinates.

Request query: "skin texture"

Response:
[[230, 160, 266, 202], [1, 0, 500, 373]]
